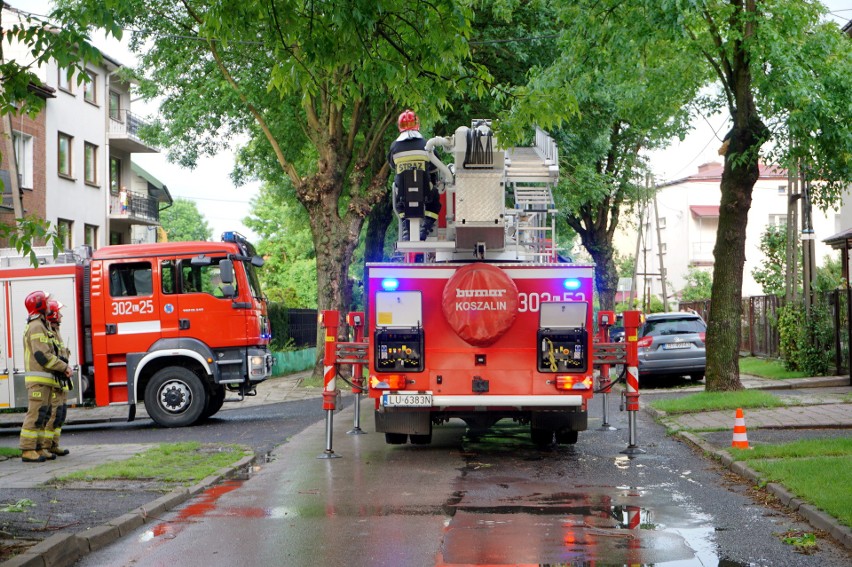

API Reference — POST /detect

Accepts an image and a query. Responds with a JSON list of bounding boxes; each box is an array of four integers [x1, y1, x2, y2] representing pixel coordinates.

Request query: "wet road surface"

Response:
[[76, 398, 852, 567]]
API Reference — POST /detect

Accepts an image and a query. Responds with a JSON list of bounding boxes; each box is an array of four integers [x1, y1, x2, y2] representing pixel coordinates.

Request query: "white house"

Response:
[[614, 161, 840, 301], [1, 4, 170, 250]]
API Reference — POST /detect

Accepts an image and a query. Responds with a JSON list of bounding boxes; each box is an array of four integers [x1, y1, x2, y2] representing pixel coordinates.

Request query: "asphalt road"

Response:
[[74, 394, 852, 567]]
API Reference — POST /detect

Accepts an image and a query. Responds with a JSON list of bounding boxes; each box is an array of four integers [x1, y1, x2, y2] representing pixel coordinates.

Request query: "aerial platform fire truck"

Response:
[[363, 121, 603, 446], [0, 232, 272, 428]]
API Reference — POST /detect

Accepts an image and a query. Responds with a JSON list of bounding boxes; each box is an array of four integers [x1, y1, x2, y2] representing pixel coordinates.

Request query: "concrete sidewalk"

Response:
[[646, 374, 852, 552]]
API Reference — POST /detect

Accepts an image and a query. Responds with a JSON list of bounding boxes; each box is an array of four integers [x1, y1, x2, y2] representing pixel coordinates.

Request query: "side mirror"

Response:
[[219, 259, 235, 284], [251, 256, 264, 268], [221, 284, 236, 298]]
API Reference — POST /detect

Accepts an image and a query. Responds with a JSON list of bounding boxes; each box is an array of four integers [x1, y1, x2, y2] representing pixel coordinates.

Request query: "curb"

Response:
[[1, 452, 258, 567], [645, 405, 852, 552]]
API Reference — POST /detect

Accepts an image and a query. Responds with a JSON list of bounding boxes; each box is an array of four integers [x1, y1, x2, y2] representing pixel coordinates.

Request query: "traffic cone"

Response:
[[731, 407, 750, 449]]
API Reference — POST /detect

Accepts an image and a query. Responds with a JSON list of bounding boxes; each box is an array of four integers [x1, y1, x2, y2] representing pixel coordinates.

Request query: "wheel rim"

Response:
[[158, 379, 193, 414]]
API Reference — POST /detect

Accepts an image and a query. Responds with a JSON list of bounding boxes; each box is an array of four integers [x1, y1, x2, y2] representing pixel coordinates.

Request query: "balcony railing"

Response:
[[691, 241, 715, 263], [109, 190, 159, 224], [108, 110, 157, 153]]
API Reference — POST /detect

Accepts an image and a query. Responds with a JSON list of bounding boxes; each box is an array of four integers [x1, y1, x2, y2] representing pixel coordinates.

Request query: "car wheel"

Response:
[[144, 366, 207, 428], [689, 373, 705, 382]]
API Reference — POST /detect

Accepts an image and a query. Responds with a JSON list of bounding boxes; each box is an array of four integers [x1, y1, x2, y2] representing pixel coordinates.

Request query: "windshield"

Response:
[[243, 260, 264, 300]]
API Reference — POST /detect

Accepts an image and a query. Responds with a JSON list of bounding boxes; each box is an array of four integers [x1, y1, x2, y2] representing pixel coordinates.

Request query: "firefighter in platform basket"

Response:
[[44, 298, 72, 457], [389, 109, 441, 241], [19, 291, 71, 463]]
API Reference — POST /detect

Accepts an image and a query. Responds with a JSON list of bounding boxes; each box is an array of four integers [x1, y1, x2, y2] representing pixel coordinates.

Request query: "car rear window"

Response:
[[641, 317, 705, 336]]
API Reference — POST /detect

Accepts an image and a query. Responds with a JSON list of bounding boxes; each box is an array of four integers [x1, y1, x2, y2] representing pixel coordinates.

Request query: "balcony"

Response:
[[109, 190, 160, 226], [690, 241, 715, 265], [108, 110, 158, 154]]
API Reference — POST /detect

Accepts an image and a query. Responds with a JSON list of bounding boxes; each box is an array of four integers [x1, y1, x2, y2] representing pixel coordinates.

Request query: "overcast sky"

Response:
[[17, 1, 852, 241]]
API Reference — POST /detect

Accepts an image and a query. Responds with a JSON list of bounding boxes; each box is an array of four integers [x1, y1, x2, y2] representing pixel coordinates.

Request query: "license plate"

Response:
[[663, 343, 691, 350], [382, 393, 433, 407]]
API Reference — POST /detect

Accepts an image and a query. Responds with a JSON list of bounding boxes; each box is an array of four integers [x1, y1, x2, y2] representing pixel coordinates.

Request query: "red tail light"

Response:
[[637, 336, 653, 349], [699, 332, 706, 343]]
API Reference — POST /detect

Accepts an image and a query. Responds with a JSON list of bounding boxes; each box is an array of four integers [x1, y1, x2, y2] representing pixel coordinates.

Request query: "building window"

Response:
[[769, 214, 787, 227], [12, 132, 33, 189], [58, 67, 73, 93], [58, 132, 73, 178], [109, 157, 121, 195], [84, 224, 98, 249], [83, 70, 97, 104], [84, 142, 98, 185], [778, 185, 786, 195], [57, 218, 73, 250], [109, 91, 121, 121]]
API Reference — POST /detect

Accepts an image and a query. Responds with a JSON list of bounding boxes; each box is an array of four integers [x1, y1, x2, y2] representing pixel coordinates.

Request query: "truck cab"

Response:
[[88, 232, 272, 426]]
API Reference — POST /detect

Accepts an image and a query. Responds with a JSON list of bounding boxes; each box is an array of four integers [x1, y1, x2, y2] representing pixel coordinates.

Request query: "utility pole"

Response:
[[801, 164, 816, 314], [630, 199, 645, 309], [785, 149, 799, 303], [652, 177, 669, 312]]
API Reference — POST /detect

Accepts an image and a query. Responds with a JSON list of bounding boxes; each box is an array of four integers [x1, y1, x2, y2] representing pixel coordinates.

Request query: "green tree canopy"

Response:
[[58, 0, 482, 380], [160, 198, 212, 242]]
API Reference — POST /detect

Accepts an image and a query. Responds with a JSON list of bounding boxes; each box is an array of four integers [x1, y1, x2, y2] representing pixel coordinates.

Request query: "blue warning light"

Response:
[[563, 278, 581, 290], [381, 278, 400, 291]]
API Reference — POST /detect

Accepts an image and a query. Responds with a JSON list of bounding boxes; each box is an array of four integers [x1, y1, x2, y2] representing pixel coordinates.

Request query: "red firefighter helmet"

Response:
[[47, 299, 64, 323], [397, 109, 420, 132], [25, 290, 51, 316]]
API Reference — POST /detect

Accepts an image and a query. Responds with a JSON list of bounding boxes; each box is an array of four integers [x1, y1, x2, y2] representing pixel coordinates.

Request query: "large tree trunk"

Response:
[[364, 188, 392, 263], [706, 123, 766, 390], [586, 240, 619, 312]]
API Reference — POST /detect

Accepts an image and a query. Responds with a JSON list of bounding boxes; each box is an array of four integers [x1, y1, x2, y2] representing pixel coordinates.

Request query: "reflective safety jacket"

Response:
[[23, 316, 68, 387]]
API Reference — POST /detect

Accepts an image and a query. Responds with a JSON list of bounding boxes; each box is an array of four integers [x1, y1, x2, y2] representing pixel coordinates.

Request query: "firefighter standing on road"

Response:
[[388, 109, 441, 241], [19, 291, 71, 463], [44, 298, 71, 457]]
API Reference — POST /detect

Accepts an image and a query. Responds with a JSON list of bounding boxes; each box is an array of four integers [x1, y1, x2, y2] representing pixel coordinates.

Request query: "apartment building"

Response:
[[0, 5, 171, 251], [614, 161, 840, 301]]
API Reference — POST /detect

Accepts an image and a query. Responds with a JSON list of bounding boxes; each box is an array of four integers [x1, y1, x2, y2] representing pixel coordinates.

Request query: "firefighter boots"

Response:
[[37, 448, 56, 461], [21, 450, 46, 463], [420, 217, 436, 240], [50, 447, 70, 457]]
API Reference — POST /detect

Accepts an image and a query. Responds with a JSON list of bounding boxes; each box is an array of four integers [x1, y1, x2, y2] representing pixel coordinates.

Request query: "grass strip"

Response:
[[650, 390, 782, 414], [748, 455, 852, 527], [57, 442, 250, 484], [739, 357, 808, 380], [730, 437, 852, 461], [0, 447, 21, 458]]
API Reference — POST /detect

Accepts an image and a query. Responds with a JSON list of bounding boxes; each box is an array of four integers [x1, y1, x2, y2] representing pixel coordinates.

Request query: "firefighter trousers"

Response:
[[44, 387, 68, 450], [19, 383, 54, 452]]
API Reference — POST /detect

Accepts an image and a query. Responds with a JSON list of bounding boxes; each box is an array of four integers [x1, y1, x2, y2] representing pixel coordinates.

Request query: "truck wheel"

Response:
[[555, 430, 579, 445], [410, 432, 433, 445], [201, 385, 226, 420], [531, 428, 554, 447], [145, 367, 207, 427], [385, 433, 408, 445]]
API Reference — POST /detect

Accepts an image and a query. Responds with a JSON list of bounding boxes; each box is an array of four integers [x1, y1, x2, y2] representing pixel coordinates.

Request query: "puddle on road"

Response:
[[440, 491, 744, 566]]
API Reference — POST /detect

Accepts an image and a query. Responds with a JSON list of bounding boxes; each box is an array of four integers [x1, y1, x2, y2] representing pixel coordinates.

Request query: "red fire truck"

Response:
[[0, 232, 272, 427], [366, 122, 597, 446]]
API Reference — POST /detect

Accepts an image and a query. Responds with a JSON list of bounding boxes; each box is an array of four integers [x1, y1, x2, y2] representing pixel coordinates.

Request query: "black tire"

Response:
[[144, 366, 207, 428], [410, 431, 433, 445], [689, 373, 705, 382], [385, 433, 408, 445], [555, 430, 579, 445], [530, 427, 553, 447], [200, 385, 226, 420]]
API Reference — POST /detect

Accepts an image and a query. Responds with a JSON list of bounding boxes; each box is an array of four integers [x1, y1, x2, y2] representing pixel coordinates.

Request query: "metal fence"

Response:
[[680, 290, 851, 375]]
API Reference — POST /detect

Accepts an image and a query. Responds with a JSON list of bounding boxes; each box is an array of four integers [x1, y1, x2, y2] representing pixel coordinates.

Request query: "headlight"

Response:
[[250, 356, 264, 367]]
